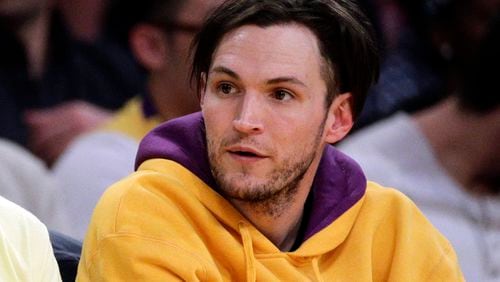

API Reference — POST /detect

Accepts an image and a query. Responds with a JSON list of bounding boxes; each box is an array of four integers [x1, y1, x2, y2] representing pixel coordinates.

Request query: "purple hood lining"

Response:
[[135, 112, 366, 242]]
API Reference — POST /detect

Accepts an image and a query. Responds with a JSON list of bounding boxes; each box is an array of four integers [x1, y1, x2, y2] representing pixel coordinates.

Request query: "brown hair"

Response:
[[190, 0, 379, 118]]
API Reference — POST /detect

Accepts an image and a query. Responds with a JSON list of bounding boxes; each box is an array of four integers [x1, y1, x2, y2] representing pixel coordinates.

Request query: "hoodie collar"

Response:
[[135, 112, 366, 243]]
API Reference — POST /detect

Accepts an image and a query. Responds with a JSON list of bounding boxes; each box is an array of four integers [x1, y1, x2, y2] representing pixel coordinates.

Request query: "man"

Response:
[[340, 16, 500, 281], [78, 0, 464, 280], [0, 0, 141, 164], [52, 0, 223, 240], [0, 195, 61, 281]]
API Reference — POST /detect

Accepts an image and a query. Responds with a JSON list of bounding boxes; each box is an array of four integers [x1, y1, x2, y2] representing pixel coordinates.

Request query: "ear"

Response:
[[324, 93, 354, 144], [129, 24, 169, 71], [199, 73, 207, 107]]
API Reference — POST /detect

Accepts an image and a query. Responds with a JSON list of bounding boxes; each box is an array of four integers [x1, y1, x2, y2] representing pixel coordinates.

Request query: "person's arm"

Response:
[[24, 101, 111, 165]]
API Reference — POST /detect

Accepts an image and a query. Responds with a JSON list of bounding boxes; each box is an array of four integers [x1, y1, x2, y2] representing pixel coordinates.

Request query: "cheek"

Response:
[[202, 91, 240, 122], [202, 102, 222, 127], [276, 108, 326, 135], [202, 110, 219, 140], [202, 101, 233, 141], [270, 121, 320, 151]]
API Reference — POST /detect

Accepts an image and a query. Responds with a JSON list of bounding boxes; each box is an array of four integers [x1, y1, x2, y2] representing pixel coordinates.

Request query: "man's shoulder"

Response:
[[92, 159, 209, 234], [361, 181, 435, 224], [364, 181, 415, 205], [360, 181, 455, 248], [354, 182, 462, 279]]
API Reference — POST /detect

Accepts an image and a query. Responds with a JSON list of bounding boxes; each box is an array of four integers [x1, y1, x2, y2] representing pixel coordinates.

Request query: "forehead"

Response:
[[210, 24, 324, 83]]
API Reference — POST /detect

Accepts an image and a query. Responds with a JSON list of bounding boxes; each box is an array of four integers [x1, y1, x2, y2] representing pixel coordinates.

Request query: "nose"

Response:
[[232, 93, 264, 134]]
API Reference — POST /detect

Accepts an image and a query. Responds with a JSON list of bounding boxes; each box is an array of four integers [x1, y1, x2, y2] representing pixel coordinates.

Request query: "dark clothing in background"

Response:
[[49, 231, 82, 282], [354, 31, 445, 130], [0, 12, 144, 146]]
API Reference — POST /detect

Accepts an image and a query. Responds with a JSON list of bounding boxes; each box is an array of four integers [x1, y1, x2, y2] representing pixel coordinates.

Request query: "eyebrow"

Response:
[[267, 77, 307, 88], [210, 66, 307, 88], [210, 66, 240, 80]]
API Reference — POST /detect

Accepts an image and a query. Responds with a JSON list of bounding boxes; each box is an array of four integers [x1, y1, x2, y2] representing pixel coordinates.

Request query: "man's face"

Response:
[[202, 24, 332, 204]]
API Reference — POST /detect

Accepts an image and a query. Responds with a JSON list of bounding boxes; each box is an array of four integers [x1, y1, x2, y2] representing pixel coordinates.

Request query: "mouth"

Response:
[[230, 151, 260, 158], [230, 151, 260, 157], [226, 146, 268, 160]]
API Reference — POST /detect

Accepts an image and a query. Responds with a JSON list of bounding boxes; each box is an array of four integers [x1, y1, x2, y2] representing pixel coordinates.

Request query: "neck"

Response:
[[231, 193, 306, 251], [414, 97, 499, 194], [16, 9, 50, 79], [230, 150, 323, 251]]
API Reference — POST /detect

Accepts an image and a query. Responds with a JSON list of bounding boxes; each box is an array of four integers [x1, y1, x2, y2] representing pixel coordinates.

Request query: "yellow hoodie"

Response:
[[77, 112, 463, 281]]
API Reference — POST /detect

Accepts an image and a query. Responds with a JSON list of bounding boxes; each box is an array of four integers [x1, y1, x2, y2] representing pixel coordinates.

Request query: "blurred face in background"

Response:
[[147, 0, 224, 118], [444, 0, 500, 64], [0, 0, 50, 25], [163, 0, 225, 97]]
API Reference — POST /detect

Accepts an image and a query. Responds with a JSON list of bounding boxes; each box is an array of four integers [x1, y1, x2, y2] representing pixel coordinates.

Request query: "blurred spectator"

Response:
[[0, 194, 61, 281], [0, 0, 144, 164], [52, 0, 224, 240], [339, 15, 500, 281], [352, 0, 442, 130], [56, 0, 109, 42], [354, 0, 500, 130]]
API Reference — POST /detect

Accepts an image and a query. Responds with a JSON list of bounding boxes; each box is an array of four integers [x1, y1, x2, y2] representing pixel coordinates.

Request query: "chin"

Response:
[[217, 174, 272, 201]]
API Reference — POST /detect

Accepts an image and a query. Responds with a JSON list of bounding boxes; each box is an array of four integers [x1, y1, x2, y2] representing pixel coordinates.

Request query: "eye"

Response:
[[272, 89, 294, 101], [217, 82, 237, 96]]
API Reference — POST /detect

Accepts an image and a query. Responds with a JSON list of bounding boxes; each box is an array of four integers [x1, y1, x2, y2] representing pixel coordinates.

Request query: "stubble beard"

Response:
[[207, 118, 326, 218]]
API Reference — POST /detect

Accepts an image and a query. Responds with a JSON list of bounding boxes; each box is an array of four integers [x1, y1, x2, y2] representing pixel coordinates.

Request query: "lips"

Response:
[[226, 145, 268, 159]]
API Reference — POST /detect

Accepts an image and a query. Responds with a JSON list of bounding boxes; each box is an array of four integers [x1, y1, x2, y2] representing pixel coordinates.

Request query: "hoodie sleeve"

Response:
[[76, 169, 223, 282], [77, 233, 212, 281]]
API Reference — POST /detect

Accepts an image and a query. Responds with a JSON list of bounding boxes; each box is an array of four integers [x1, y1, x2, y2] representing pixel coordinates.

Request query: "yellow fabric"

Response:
[[78, 159, 464, 281], [101, 97, 162, 141], [239, 222, 256, 282]]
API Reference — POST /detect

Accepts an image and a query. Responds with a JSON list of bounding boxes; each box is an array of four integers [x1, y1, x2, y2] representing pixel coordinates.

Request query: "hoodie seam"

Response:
[[255, 255, 314, 266], [113, 192, 125, 234], [423, 244, 455, 281]]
